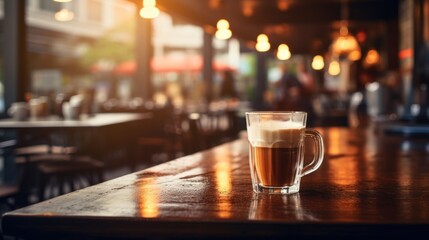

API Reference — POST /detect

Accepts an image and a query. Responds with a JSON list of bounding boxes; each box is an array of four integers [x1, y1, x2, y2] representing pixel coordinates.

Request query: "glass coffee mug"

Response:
[[246, 111, 324, 194]]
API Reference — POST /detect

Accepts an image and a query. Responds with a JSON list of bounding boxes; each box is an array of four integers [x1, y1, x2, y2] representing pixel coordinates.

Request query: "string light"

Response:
[[311, 55, 324, 70], [242, 0, 257, 17], [277, 0, 290, 11], [215, 19, 232, 40], [140, 0, 160, 19], [255, 34, 270, 52], [55, 8, 74, 22], [328, 60, 341, 76], [364, 49, 380, 65], [348, 49, 361, 61], [276, 44, 291, 60], [330, 1, 361, 61]]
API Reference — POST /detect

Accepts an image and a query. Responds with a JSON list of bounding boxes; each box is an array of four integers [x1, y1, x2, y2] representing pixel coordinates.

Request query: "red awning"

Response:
[[113, 55, 234, 75]]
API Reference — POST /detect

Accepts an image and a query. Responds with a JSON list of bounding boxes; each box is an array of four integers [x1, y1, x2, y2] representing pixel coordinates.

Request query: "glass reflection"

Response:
[[248, 193, 316, 220], [328, 156, 358, 186], [137, 178, 160, 218], [327, 128, 343, 156], [214, 158, 232, 218]]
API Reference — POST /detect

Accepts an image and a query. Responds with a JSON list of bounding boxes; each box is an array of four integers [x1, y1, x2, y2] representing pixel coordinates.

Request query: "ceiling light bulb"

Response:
[[215, 29, 232, 40], [328, 60, 340, 76], [217, 19, 230, 30], [143, 0, 156, 7], [348, 50, 361, 61], [277, 44, 291, 60], [311, 55, 325, 70], [55, 8, 74, 22], [257, 34, 268, 43], [140, 0, 160, 19], [256, 34, 270, 52], [256, 41, 270, 52], [364, 49, 380, 65]]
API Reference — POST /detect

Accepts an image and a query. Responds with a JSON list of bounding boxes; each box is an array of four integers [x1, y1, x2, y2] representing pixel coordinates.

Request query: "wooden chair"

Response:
[[136, 106, 182, 165], [36, 154, 104, 200], [13, 140, 104, 202], [0, 139, 33, 209], [180, 113, 207, 155]]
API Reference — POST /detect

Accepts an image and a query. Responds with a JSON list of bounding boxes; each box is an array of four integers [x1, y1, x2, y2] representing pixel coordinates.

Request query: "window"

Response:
[[39, 0, 61, 13], [86, 0, 102, 22]]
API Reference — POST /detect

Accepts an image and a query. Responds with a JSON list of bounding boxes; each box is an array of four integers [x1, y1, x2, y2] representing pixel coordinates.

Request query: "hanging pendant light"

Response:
[[330, 1, 361, 61], [328, 59, 341, 76], [55, 8, 74, 21], [255, 34, 270, 52], [363, 49, 381, 68], [140, 0, 160, 19], [331, 25, 361, 58], [277, 44, 291, 60], [53, 0, 74, 22], [215, 19, 232, 40], [312, 55, 325, 70]]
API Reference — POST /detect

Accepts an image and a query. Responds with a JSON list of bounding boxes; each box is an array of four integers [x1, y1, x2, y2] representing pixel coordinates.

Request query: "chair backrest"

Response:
[[179, 113, 206, 155]]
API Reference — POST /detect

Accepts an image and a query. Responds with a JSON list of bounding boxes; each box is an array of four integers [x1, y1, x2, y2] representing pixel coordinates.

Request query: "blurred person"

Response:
[[274, 64, 315, 126], [219, 70, 238, 100], [296, 61, 315, 96]]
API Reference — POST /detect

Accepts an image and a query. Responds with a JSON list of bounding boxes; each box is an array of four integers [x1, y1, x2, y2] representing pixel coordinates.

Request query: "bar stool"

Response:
[[14, 145, 104, 201], [136, 106, 181, 165], [35, 154, 104, 200], [0, 139, 33, 208]]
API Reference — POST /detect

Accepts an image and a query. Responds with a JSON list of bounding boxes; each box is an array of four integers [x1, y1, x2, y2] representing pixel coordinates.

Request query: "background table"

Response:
[[2, 126, 429, 239], [0, 113, 149, 165]]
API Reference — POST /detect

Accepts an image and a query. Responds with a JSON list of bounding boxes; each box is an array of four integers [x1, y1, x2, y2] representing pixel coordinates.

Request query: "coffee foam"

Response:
[[247, 121, 304, 148]]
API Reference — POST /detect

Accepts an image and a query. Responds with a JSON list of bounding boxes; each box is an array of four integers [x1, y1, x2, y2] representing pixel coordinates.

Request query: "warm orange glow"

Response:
[[215, 161, 232, 196], [209, 0, 221, 9], [331, 26, 361, 61], [364, 49, 380, 66], [399, 48, 413, 59], [277, 0, 290, 11], [327, 129, 358, 186], [137, 178, 160, 218], [327, 128, 342, 156], [242, 0, 257, 17], [215, 157, 232, 218], [328, 156, 358, 186]]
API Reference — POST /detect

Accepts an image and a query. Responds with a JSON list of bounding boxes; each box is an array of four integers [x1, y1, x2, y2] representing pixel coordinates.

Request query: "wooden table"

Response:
[[2, 126, 429, 239], [0, 113, 150, 171], [0, 113, 147, 129], [0, 113, 150, 157]]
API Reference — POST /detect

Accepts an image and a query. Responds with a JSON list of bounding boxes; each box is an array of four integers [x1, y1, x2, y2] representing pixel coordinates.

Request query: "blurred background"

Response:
[[1, 0, 427, 127], [0, 0, 428, 209]]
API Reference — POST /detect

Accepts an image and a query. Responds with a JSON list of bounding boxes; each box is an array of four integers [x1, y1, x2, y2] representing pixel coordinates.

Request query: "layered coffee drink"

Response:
[[246, 111, 324, 194], [248, 122, 304, 187]]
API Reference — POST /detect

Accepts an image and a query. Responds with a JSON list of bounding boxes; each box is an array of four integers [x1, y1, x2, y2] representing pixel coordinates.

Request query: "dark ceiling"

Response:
[[134, 0, 399, 55]]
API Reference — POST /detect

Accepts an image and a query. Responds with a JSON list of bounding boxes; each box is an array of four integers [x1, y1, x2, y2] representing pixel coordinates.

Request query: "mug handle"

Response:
[[301, 129, 324, 177]]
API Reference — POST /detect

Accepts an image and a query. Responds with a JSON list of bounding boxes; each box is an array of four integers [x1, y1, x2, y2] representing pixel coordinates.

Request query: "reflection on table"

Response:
[[2, 126, 429, 239], [0, 113, 150, 204]]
